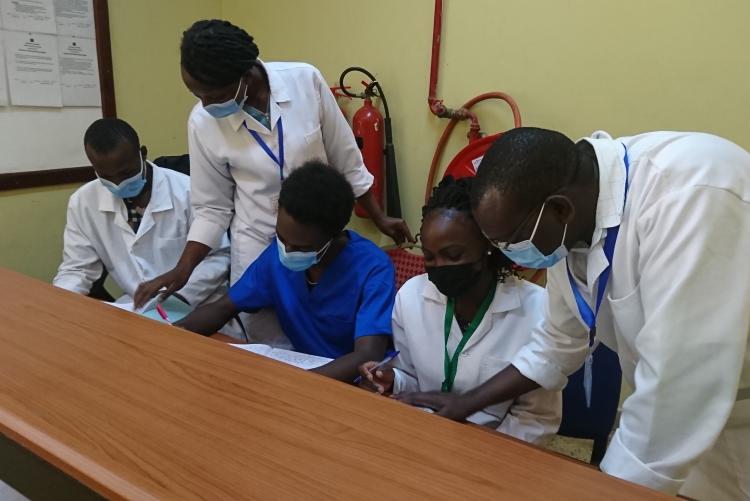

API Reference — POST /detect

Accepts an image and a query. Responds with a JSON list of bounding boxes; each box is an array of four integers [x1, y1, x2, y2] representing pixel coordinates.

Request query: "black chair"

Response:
[[557, 344, 623, 465]]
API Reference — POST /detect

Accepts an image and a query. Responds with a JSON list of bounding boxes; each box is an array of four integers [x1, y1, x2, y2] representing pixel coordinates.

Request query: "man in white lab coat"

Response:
[[398, 127, 750, 499], [54, 118, 231, 312]]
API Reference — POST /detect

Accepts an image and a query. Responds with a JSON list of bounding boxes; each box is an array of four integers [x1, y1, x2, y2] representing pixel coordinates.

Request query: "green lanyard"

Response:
[[441, 286, 496, 393]]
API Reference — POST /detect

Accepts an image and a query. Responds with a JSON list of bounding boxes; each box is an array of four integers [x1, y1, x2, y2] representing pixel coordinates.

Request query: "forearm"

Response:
[[312, 335, 389, 382], [177, 241, 213, 276], [356, 189, 385, 222], [174, 295, 237, 336], [461, 365, 540, 416]]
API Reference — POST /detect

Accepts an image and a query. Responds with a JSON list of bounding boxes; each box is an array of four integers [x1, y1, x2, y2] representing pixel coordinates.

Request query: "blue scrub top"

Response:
[[228, 231, 395, 358]]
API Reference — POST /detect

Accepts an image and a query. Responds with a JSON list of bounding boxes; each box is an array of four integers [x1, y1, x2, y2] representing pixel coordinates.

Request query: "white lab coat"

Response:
[[511, 131, 750, 499], [185, 60, 374, 283], [392, 274, 561, 445], [54, 163, 230, 308]]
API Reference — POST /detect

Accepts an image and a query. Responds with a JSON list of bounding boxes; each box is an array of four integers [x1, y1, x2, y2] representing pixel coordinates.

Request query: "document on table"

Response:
[[231, 344, 332, 370], [3, 30, 62, 107]]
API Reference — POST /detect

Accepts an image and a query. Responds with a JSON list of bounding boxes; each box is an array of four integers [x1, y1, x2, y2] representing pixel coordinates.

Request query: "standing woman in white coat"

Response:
[[359, 177, 560, 445], [134, 19, 412, 311], [400, 128, 750, 500]]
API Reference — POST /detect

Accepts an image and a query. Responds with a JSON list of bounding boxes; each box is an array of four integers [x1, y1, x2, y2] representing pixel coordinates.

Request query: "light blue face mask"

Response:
[[203, 78, 246, 119], [97, 156, 147, 199], [497, 202, 568, 269], [276, 238, 333, 272]]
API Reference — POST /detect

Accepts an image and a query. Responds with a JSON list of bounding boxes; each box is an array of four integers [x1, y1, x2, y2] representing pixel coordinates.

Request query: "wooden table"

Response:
[[0, 268, 670, 500]]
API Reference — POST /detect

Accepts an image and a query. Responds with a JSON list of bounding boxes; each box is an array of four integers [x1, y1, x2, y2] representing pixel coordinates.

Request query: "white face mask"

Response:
[[203, 78, 246, 119]]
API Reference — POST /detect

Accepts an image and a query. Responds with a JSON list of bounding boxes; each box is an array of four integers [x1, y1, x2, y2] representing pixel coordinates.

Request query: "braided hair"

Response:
[[423, 176, 514, 281], [180, 19, 259, 87]]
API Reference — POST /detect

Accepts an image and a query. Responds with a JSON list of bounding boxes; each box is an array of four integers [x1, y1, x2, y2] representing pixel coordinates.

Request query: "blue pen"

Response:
[[354, 350, 400, 384]]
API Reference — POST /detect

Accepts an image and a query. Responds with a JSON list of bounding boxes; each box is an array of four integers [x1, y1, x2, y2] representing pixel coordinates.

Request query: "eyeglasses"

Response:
[[483, 203, 543, 251]]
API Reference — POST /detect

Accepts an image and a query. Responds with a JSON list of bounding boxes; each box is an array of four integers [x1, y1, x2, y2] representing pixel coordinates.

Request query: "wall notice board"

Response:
[[0, 0, 115, 191]]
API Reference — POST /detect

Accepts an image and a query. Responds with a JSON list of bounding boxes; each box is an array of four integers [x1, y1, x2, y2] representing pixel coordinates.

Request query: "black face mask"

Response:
[[426, 261, 484, 298]]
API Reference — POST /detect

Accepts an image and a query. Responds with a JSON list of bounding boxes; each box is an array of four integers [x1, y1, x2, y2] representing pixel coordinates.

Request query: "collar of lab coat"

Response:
[[421, 274, 523, 314], [572, 131, 628, 292], [96, 162, 173, 222], [578, 130, 628, 246], [227, 59, 291, 133]]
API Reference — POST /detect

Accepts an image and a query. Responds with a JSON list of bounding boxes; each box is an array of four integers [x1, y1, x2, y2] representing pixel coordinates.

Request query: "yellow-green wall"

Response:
[[3, 0, 750, 280], [224, 0, 750, 240]]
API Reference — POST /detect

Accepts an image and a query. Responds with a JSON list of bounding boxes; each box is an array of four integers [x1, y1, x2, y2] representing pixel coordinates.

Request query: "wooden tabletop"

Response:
[[0, 268, 670, 500]]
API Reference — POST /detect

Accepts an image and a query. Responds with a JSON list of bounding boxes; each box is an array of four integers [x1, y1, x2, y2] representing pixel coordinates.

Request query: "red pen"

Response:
[[155, 303, 172, 324]]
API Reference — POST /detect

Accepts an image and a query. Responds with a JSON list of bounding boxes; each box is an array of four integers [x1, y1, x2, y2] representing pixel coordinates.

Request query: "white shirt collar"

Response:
[[578, 130, 628, 247]]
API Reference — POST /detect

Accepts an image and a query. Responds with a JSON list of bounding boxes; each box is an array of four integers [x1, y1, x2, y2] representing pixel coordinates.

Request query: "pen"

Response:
[[354, 350, 400, 384], [155, 303, 172, 324]]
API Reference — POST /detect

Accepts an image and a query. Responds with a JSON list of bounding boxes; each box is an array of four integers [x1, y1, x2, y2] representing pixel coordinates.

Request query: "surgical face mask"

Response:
[[498, 202, 568, 269], [203, 78, 247, 118], [97, 156, 147, 199], [426, 260, 484, 298], [276, 238, 333, 272]]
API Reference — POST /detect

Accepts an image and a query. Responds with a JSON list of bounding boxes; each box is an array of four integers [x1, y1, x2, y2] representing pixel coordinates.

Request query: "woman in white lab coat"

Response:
[[134, 19, 412, 311], [359, 177, 560, 444]]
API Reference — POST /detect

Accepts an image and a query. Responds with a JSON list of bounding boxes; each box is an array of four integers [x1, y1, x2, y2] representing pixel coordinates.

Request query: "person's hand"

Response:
[[133, 266, 191, 309], [357, 361, 395, 394], [393, 391, 473, 421], [373, 215, 415, 246]]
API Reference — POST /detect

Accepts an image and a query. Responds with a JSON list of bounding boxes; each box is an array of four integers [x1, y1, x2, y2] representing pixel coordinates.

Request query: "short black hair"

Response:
[[181, 19, 259, 87], [424, 176, 514, 279], [471, 127, 581, 212], [83, 118, 139, 154], [279, 161, 355, 238]]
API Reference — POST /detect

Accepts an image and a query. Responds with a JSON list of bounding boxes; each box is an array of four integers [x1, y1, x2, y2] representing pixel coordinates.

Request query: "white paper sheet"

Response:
[[58, 35, 98, 105], [4, 30, 62, 106], [0, 34, 8, 105], [231, 344, 332, 370], [53, 0, 93, 38], [0, 0, 56, 34]]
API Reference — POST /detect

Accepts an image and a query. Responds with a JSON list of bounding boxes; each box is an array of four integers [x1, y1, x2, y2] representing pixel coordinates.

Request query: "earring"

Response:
[[487, 250, 492, 255]]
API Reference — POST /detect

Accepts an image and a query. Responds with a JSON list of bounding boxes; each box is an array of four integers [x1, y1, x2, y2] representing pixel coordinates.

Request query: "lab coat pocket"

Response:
[[480, 357, 513, 420], [607, 283, 643, 377], [302, 126, 328, 163]]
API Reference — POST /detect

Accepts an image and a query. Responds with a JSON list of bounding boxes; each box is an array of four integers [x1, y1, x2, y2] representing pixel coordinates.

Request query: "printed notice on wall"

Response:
[[4, 30, 62, 107], [0, 34, 8, 105], [58, 35, 99, 105], [54, 0, 94, 38], [0, 0, 57, 34]]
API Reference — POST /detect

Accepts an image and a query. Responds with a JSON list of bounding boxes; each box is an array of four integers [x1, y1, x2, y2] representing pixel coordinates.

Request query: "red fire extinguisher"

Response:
[[339, 66, 402, 220], [352, 97, 384, 217]]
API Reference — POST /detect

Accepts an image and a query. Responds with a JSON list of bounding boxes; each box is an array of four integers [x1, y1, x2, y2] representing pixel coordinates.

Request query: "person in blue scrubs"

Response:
[[176, 160, 394, 381]]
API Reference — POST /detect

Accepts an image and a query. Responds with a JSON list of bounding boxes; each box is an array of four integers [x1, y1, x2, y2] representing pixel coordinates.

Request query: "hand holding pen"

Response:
[[356, 350, 399, 394]]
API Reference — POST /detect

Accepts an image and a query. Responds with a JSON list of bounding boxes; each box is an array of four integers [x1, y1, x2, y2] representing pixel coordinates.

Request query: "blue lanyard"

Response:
[[243, 117, 285, 181], [566, 145, 629, 406]]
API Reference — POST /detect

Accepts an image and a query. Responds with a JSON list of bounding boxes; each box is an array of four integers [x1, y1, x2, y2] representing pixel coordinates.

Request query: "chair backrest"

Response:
[[385, 247, 425, 290], [153, 154, 190, 176], [557, 343, 622, 446]]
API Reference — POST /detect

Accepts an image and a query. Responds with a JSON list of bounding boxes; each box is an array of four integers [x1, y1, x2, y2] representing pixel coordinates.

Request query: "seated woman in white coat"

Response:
[[53, 118, 231, 311], [359, 177, 561, 444]]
